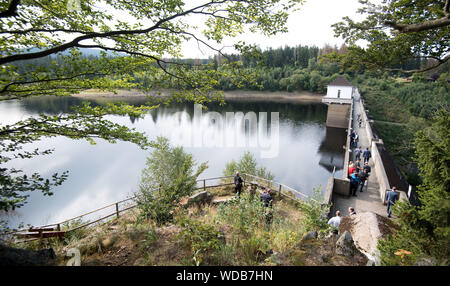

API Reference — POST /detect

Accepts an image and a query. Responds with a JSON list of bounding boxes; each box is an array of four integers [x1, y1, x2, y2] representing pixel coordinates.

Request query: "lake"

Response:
[[0, 95, 346, 227]]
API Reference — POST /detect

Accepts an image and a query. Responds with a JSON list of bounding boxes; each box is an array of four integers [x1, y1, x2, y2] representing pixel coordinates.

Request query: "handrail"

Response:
[[7, 173, 313, 240], [242, 173, 312, 202], [7, 175, 241, 236]]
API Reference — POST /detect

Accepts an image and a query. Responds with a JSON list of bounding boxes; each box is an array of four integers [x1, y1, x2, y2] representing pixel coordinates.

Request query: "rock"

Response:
[[187, 191, 213, 207], [101, 236, 115, 249], [335, 231, 359, 257], [335, 231, 368, 265], [339, 212, 398, 259], [301, 231, 318, 243], [416, 257, 437, 266], [0, 244, 56, 266]]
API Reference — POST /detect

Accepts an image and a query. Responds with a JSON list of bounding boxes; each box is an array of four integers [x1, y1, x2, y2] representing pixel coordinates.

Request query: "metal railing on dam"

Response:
[[6, 173, 311, 243]]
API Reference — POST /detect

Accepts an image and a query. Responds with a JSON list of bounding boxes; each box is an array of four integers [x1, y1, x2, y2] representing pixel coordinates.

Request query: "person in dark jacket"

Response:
[[260, 188, 273, 208], [358, 168, 369, 192], [386, 186, 399, 218], [363, 147, 371, 164], [354, 146, 362, 160], [261, 188, 273, 226], [348, 207, 356, 216], [349, 130, 355, 146], [350, 171, 360, 196], [363, 162, 371, 173], [234, 172, 243, 197]]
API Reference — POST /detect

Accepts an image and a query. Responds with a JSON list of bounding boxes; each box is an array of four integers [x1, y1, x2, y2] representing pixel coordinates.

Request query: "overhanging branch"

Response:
[[385, 0, 450, 33], [0, 0, 20, 18]]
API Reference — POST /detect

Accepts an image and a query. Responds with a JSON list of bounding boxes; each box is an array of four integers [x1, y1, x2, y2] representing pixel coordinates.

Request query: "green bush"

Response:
[[178, 219, 223, 266], [298, 187, 330, 233], [217, 192, 268, 235], [222, 151, 274, 181], [377, 110, 450, 265], [134, 137, 208, 225]]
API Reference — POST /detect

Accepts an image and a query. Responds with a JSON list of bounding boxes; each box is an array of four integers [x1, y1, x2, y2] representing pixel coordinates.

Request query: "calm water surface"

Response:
[[0, 96, 346, 227]]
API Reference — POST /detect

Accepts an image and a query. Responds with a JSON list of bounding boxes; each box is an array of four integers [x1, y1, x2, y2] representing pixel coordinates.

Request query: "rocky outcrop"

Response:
[[339, 212, 398, 264], [0, 244, 56, 266], [300, 231, 318, 243], [335, 231, 368, 264], [186, 191, 213, 207]]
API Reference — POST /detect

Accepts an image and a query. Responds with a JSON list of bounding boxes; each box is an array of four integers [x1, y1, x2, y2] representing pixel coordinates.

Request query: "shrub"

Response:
[[298, 187, 331, 233], [222, 151, 274, 181], [134, 137, 208, 225], [178, 219, 223, 266], [217, 192, 268, 235]]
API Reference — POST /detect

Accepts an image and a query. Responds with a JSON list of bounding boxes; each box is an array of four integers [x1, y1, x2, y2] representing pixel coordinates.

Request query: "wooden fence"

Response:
[[7, 173, 310, 243]]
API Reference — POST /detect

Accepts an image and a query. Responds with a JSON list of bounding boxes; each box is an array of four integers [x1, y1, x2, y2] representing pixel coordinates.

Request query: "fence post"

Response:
[[57, 224, 61, 231], [278, 184, 282, 198], [115, 203, 120, 218], [203, 179, 206, 192]]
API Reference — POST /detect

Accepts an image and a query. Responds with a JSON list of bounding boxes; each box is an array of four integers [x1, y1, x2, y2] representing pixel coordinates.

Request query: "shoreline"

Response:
[[73, 89, 324, 103]]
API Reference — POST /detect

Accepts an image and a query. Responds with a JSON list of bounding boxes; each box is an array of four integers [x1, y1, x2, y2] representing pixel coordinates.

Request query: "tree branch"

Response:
[[445, 0, 449, 17], [0, 72, 108, 94], [0, 0, 20, 18], [385, 54, 450, 73], [385, 17, 450, 33], [0, 0, 232, 65], [385, 1, 450, 33]]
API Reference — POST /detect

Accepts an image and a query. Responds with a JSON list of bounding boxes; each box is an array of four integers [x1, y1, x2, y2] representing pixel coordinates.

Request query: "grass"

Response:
[[7, 186, 366, 266]]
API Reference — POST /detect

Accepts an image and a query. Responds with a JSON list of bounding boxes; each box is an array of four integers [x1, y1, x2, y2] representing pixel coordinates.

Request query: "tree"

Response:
[[329, 0, 450, 73], [0, 0, 303, 212], [222, 151, 274, 181], [298, 187, 330, 233], [377, 110, 449, 265], [134, 136, 208, 225]]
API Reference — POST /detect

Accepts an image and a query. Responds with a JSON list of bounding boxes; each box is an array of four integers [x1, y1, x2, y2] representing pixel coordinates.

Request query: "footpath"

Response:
[[331, 95, 387, 217]]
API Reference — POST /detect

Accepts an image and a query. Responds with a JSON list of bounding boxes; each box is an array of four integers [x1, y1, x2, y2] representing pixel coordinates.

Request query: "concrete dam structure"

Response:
[[325, 104, 351, 129]]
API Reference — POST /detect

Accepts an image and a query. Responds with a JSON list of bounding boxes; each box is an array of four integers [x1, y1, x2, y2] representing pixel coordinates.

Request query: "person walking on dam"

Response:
[[355, 146, 362, 161], [386, 186, 399, 218], [363, 147, 371, 164], [350, 171, 360, 196]]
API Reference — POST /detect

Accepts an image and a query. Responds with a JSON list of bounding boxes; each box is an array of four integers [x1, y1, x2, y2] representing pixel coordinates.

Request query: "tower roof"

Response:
[[328, 76, 353, 87]]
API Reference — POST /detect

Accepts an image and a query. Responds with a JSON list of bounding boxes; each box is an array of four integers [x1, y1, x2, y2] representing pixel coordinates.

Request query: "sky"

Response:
[[181, 0, 368, 58]]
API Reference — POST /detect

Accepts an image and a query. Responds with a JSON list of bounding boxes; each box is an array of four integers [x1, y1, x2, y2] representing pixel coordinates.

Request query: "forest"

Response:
[[10, 43, 449, 186]]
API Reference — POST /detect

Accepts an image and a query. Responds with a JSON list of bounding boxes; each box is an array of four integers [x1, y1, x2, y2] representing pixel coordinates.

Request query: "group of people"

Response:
[[348, 157, 371, 197], [347, 111, 399, 218], [327, 207, 357, 229], [234, 172, 273, 205], [234, 172, 273, 224]]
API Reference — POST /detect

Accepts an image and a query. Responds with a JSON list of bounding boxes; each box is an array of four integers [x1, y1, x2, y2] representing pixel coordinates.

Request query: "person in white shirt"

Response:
[[328, 210, 341, 228]]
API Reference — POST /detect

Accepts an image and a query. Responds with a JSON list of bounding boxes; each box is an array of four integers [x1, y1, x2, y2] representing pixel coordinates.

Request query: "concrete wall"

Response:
[[356, 89, 374, 146], [327, 85, 353, 99], [333, 178, 350, 196], [342, 99, 353, 179], [326, 104, 350, 129], [371, 141, 391, 202], [358, 96, 409, 203], [323, 174, 334, 207]]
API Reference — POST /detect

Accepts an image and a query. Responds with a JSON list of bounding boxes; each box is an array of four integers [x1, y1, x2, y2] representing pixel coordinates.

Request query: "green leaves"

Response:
[[298, 187, 330, 233], [331, 0, 450, 73], [134, 136, 208, 225], [223, 151, 274, 181], [377, 110, 450, 265], [178, 218, 222, 266]]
